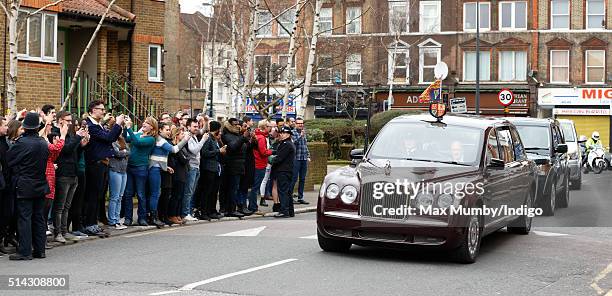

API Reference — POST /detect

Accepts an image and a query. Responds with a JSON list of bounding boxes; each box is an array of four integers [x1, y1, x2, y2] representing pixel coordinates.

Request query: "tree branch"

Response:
[[0, 2, 8, 18], [27, 0, 65, 17]]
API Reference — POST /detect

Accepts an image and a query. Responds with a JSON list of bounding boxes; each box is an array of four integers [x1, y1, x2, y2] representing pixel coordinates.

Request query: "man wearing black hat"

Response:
[[271, 126, 296, 218], [7, 112, 50, 260]]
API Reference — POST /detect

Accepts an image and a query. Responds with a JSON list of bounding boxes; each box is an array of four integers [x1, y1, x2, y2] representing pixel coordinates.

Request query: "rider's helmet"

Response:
[[579, 135, 588, 142], [592, 131, 600, 141]]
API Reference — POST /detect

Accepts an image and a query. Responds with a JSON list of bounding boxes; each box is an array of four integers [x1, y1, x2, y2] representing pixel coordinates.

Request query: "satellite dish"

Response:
[[434, 62, 449, 80]]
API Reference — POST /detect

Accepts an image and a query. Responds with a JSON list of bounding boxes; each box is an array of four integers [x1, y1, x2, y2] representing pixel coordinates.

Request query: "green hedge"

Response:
[[305, 118, 366, 159]]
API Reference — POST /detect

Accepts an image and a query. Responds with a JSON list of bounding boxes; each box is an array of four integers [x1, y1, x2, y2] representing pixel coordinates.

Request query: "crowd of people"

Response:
[[0, 100, 311, 260]]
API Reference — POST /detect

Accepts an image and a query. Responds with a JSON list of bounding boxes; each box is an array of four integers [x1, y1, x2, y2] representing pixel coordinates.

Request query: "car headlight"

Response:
[[437, 194, 454, 209], [325, 184, 340, 199], [415, 192, 434, 208], [340, 185, 358, 204]]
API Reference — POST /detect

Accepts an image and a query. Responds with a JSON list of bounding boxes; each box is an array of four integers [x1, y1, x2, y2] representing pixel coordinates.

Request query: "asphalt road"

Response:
[[2, 172, 612, 296]]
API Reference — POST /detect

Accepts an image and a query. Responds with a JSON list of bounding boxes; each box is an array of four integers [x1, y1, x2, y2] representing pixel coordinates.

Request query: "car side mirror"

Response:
[[556, 144, 568, 153], [350, 148, 364, 160], [487, 158, 505, 169]]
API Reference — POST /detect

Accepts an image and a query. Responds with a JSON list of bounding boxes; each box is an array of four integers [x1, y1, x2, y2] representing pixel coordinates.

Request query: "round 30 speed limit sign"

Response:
[[498, 89, 514, 107]]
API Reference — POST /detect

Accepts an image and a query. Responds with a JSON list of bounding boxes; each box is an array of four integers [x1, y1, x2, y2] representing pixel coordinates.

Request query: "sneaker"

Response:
[[63, 233, 80, 241], [183, 215, 198, 222], [71, 231, 88, 238], [115, 224, 128, 230], [297, 199, 310, 205], [54, 234, 66, 244], [46, 230, 52, 236]]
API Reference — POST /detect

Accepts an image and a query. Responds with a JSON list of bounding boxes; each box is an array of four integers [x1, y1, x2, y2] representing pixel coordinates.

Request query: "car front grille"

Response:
[[359, 182, 409, 220]]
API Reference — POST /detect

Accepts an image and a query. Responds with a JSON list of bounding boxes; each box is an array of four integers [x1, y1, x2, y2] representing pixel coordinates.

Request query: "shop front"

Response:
[[539, 87, 612, 148], [375, 87, 532, 116]]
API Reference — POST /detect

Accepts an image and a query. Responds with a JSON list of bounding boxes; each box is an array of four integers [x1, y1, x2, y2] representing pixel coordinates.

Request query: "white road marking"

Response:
[[299, 234, 317, 240], [591, 262, 612, 295], [149, 258, 298, 295], [533, 231, 569, 237], [217, 226, 266, 237], [125, 227, 181, 238]]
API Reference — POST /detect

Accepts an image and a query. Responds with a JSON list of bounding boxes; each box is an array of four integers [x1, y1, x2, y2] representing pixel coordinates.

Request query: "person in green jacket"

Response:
[[122, 116, 157, 226]]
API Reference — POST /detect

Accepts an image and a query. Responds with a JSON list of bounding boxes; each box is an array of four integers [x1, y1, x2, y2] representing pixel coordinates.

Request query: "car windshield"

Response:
[[515, 125, 550, 153], [367, 121, 482, 166], [560, 122, 576, 142]]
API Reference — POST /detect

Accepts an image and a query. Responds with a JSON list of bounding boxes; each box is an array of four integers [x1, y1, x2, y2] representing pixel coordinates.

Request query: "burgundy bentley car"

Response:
[[317, 114, 541, 263]]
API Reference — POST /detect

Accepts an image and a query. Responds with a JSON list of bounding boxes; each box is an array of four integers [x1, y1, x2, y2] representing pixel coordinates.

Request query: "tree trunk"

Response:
[[6, 0, 20, 116], [280, 0, 304, 119], [60, 0, 117, 112], [299, 0, 322, 119], [228, 0, 238, 117], [242, 0, 259, 115]]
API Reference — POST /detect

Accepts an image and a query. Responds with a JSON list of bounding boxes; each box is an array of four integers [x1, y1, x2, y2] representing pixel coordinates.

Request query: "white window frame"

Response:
[[316, 55, 333, 84], [346, 6, 362, 34], [419, 1, 441, 33], [278, 54, 296, 82], [387, 42, 410, 84], [278, 8, 296, 37], [463, 51, 491, 82], [463, 2, 491, 32], [550, 50, 570, 84], [498, 51, 528, 82], [345, 53, 362, 85], [256, 11, 273, 37], [389, 0, 409, 34], [17, 11, 57, 62], [148, 44, 162, 82], [418, 39, 442, 84], [585, 50, 606, 84], [254, 54, 272, 84], [586, 0, 606, 29], [320, 8, 333, 36], [550, 0, 570, 30], [499, 1, 528, 30]]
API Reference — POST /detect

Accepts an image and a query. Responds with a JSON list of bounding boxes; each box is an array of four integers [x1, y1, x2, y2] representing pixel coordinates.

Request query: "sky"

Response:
[[179, 0, 214, 16]]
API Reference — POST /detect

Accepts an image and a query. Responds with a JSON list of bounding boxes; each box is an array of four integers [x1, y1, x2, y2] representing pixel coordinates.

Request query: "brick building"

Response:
[[243, 0, 610, 129], [0, 0, 181, 120]]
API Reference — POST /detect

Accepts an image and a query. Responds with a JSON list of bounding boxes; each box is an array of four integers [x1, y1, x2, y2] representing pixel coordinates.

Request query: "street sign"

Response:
[[434, 62, 449, 80], [498, 89, 514, 107], [450, 97, 467, 113]]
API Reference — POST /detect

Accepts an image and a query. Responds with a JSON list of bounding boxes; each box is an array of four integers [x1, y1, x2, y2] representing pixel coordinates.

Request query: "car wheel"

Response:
[[317, 230, 351, 253], [542, 181, 556, 216], [570, 173, 581, 190], [558, 175, 570, 208], [508, 190, 533, 235], [451, 214, 482, 264]]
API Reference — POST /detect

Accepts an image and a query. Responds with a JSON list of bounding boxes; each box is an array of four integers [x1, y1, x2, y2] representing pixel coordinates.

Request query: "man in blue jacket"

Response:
[[7, 112, 50, 260], [84, 100, 123, 236]]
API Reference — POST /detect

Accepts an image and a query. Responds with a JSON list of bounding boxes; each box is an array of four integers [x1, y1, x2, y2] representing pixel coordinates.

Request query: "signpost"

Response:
[[450, 97, 467, 113], [498, 88, 514, 115]]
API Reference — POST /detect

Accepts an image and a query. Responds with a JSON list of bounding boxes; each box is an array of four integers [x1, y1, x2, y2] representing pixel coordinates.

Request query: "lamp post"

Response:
[[188, 74, 196, 116], [475, 0, 481, 115]]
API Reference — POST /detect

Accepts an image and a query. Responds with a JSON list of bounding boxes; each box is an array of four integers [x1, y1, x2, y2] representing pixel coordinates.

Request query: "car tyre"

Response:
[[508, 191, 533, 235], [542, 181, 556, 216], [318, 230, 351, 253], [452, 214, 482, 264], [570, 173, 581, 190], [557, 175, 570, 208]]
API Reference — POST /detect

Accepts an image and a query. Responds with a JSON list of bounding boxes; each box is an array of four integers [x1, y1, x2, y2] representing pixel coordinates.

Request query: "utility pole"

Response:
[[475, 0, 481, 115], [189, 74, 195, 116]]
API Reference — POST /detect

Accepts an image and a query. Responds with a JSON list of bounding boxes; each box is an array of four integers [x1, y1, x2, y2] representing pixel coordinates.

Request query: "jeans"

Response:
[[261, 165, 272, 197], [108, 171, 127, 225], [123, 166, 148, 222], [182, 167, 200, 217], [69, 171, 86, 232], [291, 160, 308, 200], [53, 176, 78, 235], [277, 171, 294, 216], [16, 197, 46, 257], [247, 169, 266, 212], [84, 161, 109, 227], [148, 166, 162, 213]]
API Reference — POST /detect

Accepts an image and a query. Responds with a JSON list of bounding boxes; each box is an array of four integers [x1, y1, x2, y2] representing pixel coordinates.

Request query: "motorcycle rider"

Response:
[[579, 135, 588, 166], [585, 131, 601, 153]]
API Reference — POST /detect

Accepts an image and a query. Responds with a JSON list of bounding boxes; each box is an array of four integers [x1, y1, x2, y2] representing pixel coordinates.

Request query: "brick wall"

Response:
[[303, 142, 329, 192], [107, 31, 119, 74], [16, 60, 62, 109]]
